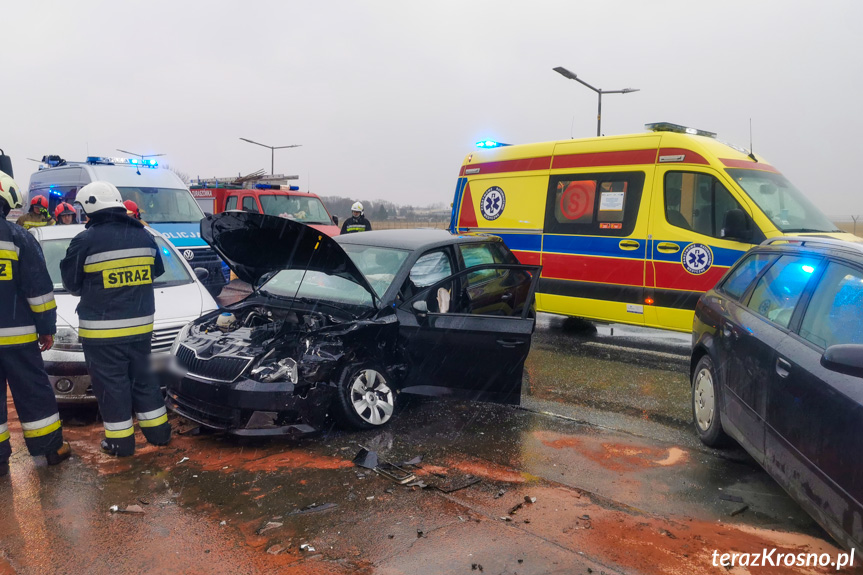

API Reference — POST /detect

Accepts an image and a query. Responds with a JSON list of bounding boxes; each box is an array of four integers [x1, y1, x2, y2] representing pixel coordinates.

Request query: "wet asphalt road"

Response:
[[1, 309, 857, 574]]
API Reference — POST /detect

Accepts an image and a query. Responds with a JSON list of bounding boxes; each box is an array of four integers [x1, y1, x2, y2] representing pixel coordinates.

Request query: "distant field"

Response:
[[368, 220, 448, 230], [835, 222, 861, 237]]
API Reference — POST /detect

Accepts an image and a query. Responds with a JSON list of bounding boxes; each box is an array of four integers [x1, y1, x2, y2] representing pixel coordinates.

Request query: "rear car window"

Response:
[[719, 253, 777, 300], [745, 255, 821, 329], [799, 262, 863, 348]]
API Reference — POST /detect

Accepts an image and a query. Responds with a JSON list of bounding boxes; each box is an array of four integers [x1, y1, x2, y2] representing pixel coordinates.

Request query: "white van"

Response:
[[27, 156, 227, 294]]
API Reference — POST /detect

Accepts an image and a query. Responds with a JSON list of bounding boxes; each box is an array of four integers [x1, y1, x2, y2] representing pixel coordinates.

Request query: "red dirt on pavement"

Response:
[[535, 429, 689, 472]]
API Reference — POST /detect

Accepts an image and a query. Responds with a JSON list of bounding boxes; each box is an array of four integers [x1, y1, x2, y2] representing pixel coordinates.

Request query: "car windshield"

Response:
[[261, 270, 375, 311], [40, 236, 193, 292], [725, 169, 840, 233], [118, 187, 205, 224], [341, 244, 411, 297], [259, 195, 332, 225]]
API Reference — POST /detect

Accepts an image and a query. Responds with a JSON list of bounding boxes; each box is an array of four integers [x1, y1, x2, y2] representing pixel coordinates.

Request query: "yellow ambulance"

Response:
[[448, 122, 860, 333]]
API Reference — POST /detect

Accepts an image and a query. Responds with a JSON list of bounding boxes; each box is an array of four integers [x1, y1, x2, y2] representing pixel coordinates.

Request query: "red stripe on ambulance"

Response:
[[552, 149, 656, 170], [652, 261, 729, 292], [459, 157, 552, 177], [542, 253, 643, 286]]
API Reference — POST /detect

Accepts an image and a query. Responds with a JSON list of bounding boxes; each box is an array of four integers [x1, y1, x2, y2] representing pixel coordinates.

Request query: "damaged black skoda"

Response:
[[166, 212, 541, 436]]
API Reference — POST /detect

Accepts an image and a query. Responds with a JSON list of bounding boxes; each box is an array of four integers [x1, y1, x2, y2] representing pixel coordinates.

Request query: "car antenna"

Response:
[[747, 118, 758, 163]]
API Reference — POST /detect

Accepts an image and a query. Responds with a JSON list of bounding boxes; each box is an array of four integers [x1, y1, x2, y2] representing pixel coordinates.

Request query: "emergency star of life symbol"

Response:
[[480, 186, 505, 221], [681, 243, 713, 275]]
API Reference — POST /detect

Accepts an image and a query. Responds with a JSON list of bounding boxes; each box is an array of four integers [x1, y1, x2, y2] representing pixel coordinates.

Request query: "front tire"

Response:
[[334, 366, 397, 430], [692, 355, 728, 447]]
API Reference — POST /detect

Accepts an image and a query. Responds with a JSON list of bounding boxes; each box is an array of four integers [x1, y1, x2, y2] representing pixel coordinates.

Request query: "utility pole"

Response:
[[553, 67, 639, 137], [239, 138, 302, 175]]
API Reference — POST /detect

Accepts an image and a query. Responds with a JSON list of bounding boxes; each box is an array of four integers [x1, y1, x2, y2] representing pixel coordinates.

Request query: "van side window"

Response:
[[664, 172, 750, 239], [241, 197, 259, 213], [225, 196, 238, 211], [544, 172, 645, 237]]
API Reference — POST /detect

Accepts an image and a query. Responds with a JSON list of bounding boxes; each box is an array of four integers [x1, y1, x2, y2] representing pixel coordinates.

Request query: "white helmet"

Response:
[[351, 201, 364, 213], [0, 170, 23, 209], [75, 181, 124, 214]]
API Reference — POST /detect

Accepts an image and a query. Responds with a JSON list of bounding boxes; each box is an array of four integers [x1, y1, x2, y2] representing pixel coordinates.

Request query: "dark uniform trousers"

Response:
[[0, 343, 64, 463], [83, 339, 170, 456]]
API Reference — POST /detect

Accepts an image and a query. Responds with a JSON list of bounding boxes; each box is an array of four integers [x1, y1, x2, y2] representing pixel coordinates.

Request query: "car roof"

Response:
[[334, 229, 500, 251], [758, 236, 863, 261]]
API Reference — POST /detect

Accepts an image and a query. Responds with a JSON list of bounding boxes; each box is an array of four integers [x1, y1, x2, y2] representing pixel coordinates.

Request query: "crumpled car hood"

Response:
[[201, 211, 377, 302]]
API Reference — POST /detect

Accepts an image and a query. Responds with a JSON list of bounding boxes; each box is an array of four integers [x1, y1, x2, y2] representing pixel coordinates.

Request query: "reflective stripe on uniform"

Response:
[[0, 240, 19, 261], [136, 406, 168, 428], [104, 418, 134, 438], [21, 413, 61, 438], [0, 423, 9, 442], [83, 248, 156, 272], [78, 315, 154, 339], [0, 325, 38, 346], [27, 292, 57, 313]]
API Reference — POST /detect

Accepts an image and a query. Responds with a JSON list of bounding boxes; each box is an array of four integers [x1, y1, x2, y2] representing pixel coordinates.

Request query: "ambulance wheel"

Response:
[[334, 365, 397, 430]]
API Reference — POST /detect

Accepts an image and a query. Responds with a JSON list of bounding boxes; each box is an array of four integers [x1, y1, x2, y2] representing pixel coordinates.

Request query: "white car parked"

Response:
[[29, 224, 219, 403]]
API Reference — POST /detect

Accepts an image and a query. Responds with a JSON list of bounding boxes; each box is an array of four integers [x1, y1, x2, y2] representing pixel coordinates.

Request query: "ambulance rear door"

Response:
[[646, 163, 763, 331]]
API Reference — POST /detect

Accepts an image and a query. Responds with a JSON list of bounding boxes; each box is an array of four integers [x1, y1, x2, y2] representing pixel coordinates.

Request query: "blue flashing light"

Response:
[[161, 247, 171, 256], [802, 265, 815, 274], [86, 156, 159, 168], [476, 140, 511, 148], [288, 185, 299, 191]]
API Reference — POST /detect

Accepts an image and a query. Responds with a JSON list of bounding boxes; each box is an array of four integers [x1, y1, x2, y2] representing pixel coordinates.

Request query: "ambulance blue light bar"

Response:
[[86, 156, 159, 167], [475, 140, 511, 148], [645, 122, 716, 138]]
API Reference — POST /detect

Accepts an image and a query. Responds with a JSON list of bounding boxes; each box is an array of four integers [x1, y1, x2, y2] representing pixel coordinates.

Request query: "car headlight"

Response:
[[170, 322, 193, 356], [53, 326, 82, 351], [250, 357, 298, 384]]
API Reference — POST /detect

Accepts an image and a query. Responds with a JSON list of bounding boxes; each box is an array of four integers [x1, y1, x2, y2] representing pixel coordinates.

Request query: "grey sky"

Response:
[[4, 1, 862, 216]]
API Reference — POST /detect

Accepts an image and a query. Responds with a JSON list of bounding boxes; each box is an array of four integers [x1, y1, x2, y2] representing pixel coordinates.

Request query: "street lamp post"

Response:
[[553, 67, 639, 137], [239, 138, 302, 175]]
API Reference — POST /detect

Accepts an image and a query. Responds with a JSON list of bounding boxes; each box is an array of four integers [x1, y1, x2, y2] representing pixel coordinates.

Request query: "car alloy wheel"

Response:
[[693, 367, 715, 432], [348, 369, 394, 426]]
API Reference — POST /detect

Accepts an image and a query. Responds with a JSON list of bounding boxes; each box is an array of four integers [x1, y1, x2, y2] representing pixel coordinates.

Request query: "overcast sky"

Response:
[[4, 1, 862, 217]]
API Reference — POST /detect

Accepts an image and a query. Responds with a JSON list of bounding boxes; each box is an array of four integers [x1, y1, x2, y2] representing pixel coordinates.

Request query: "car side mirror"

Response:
[[332, 215, 339, 226], [412, 300, 428, 318], [193, 267, 210, 282], [821, 344, 863, 378], [721, 209, 752, 243]]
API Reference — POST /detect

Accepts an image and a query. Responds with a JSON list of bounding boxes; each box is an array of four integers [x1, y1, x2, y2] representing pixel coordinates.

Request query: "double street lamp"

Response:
[[239, 138, 302, 175], [553, 67, 639, 137]]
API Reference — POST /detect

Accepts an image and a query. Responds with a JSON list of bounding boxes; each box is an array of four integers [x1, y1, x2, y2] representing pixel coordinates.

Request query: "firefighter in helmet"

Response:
[[16, 195, 56, 229], [123, 200, 147, 226], [54, 202, 77, 225], [340, 201, 372, 234], [0, 170, 72, 476], [60, 181, 169, 457]]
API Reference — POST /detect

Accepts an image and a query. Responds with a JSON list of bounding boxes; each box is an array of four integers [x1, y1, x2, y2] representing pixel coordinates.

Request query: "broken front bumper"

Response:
[[166, 373, 334, 436]]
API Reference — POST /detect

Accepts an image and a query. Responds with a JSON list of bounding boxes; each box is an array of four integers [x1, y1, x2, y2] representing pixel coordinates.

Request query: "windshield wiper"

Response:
[[783, 228, 842, 233]]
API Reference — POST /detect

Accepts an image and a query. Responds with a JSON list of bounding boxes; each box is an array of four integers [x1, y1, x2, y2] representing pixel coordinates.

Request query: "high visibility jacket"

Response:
[[0, 219, 57, 347], [340, 215, 372, 234], [60, 210, 165, 344], [16, 211, 56, 230]]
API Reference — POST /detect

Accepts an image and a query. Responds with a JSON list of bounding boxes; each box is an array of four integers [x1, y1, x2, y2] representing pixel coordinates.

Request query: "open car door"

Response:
[[395, 263, 541, 405]]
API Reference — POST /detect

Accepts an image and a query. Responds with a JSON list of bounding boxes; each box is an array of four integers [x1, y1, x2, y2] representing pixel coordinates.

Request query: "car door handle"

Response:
[[776, 357, 791, 379], [619, 240, 640, 251], [501, 293, 513, 301], [656, 242, 681, 253], [497, 339, 526, 348]]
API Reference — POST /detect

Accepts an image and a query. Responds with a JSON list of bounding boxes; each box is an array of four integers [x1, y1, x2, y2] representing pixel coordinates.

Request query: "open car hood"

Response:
[[201, 212, 378, 303]]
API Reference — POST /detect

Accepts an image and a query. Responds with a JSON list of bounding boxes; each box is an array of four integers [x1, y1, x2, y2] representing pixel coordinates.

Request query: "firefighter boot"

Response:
[[46, 441, 72, 466], [0, 462, 8, 477], [100, 438, 134, 457]]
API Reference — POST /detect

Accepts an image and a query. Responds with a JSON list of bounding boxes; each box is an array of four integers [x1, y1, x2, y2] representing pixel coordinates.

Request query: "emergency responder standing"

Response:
[[60, 181, 169, 457], [123, 200, 147, 226], [340, 201, 372, 234], [54, 202, 77, 225], [0, 171, 71, 476], [16, 195, 55, 229]]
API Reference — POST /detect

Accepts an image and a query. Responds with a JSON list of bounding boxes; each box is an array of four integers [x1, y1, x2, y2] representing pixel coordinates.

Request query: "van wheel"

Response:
[[692, 355, 728, 447], [334, 366, 396, 430]]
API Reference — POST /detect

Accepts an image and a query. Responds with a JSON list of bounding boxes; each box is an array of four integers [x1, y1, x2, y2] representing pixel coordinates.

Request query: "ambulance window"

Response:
[[225, 196, 238, 211], [664, 172, 750, 240], [544, 172, 644, 237], [242, 196, 259, 213]]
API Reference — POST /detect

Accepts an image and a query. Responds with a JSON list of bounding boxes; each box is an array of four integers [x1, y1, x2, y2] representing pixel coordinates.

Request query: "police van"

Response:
[[448, 123, 861, 332], [27, 156, 226, 294]]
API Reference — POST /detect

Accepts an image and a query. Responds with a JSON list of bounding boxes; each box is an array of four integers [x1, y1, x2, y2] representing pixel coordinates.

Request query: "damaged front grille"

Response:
[[176, 344, 253, 382]]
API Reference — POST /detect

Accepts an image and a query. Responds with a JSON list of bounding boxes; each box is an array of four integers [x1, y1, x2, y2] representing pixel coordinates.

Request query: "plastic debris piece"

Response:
[[525, 496, 536, 504], [266, 545, 284, 555], [257, 521, 283, 535], [121, 504, 145, 514], [300, 544, 315, 552], [730, 504, 750, 517], [494, 489, 506, 499], [508, 502, 524, 515], [471, 563, 484, 571], [177, 457, 189, 464], [416, 529, 424, 538], [435, 476, 481, 493], [366, 496, 375, 500], [288, 503, 337, 516], [352, 447, 379, 469], [219, 521, 227, 526], [109, 505, 119, 513]]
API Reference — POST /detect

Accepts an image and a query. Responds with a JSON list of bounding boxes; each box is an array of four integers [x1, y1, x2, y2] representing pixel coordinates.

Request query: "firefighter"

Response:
[[54, 202, 77, 225], [123, 200, 147, 226], [16, 195, 56, 229], [0, 171, 71, 476], [60, 181, 169, 457], [340, 201, 372, 234]]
